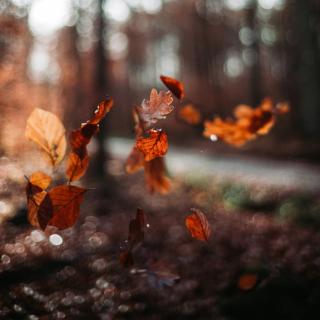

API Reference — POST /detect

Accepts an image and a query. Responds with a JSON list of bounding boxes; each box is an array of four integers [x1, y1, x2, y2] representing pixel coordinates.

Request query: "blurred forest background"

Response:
[[1, 0, 320, 167]]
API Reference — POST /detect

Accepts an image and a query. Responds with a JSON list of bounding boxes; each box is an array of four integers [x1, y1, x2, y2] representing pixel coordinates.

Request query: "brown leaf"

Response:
[[179, 104, 201, 125], [65, 149, 90, 182], [26, 172, 53, 229], [160, 75, 185, 100], [119, 251, 134, 268], [120, 208, 146, 268], [87, 97, 114, 125], [185, 208, 211, 242], [27, 191, 53, 230], [237, 273, 258, 291], [45, 185, 87, 229], [128, 208, 145, 249], [125, 147, 145, 174], [144, 157, 171, 194], [137, 89, 174, 126], [136, 129, 168, 161], [25, 108, 66, 166]]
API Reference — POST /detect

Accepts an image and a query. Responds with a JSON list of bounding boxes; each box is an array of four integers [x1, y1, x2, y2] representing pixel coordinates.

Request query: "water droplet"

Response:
[[210, 134, 218, 142], [1, 254, 11, 265]]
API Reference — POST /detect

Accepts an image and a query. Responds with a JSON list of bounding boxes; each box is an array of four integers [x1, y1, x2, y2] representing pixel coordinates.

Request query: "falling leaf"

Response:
[[119, 251, 134, 268], [120, 208, 147, 267], [45, 185, 87, 230], [125, 147, 145, 174], [137, 89, 174, 127], [26, 171, 53, 229], [237, 273, 258, 291], [179, 104, 201, 125], [87, 97, 114, 125], [136, 129, 168, 161], [25, 108, 66, 166], [203, 98, 289, 147], [144, 157, 171, 194], [26, 171, 52, 192], [65, 150, 90, 182], [66, 97, 114, 181], [160, 75, 185, 100], [128, 207, 145, 250], [27, 192, 53, 230], [185, 208, 211, 242]]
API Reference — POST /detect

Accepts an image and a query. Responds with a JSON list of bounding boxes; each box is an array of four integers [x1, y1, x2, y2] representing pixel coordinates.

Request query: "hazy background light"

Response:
[[28, 0, 72, 37], [239, 27, 255, 46], [224, 53, 244, 78], [103, 0, 131, 23], [140, 0, 162, 14], [258, 0, 286, 10], [224, 0, 249, 11], [108, 31, 129, 60]]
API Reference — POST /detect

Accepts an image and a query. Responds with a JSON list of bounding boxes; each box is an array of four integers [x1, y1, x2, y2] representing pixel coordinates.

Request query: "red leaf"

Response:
[[45, 185, 87, 230], [185, 208, 211, 242], [237, 273, 258, 291], [136, 129, 168, 161], [65, 149, 90, 182], [160, 75, 185, 100]]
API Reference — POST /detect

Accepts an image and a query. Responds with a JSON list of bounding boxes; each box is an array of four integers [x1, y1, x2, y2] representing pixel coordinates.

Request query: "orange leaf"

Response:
[[179, 104, 201, 125], [160, 75, 185, 100], [185, 208, 211, 242], [45, 185, 87, 229], [26, 172, 53, 229], [137, 89, 174, 127], [125, 147, 145, 174], [27, 191, 53, 230], [87, 96, 114, 125], [144, 157, 171, 194], [203, 98, 289, 147], [136, 129, 168, 161], [65, 150, 90, 182], [237, 273, 258, 291]]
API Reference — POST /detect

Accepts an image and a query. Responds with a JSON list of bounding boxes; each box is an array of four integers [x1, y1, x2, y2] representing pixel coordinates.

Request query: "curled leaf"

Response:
[[138, 89, 174, 127], [144, 157, 171, 194], [179, 104, 201, 125], [65, 149, 90, 181], [25, 108, 66, 166], [136, 129, 168, 161], [66, 97, 114, 181], [160, 75, 185, 100], [185, 208, 211, 242]]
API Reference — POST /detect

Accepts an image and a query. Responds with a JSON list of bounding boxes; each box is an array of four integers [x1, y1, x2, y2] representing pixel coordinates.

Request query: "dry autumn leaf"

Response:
[[66, 150, 90, 181], [137, 88, 174, 127], [179, 104, 202, 125], [144, 157, 171, 194], [120, 208, 146, 267], [203, 98, 289, 147], [125, 147, 145, 174], [237, 273, 258, 291], [26, 171, 53, 230], [25, 108, 67, 166], [160, 75, 185, 100], [185, 208, 212, 242], [45, 185, 87, 229], [66, 97, 114, 181], [136, 129, 168, 161]]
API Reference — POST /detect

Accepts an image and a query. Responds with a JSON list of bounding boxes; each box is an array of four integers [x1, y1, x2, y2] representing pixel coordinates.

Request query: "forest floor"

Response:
[[1, 147, 320, 319]]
